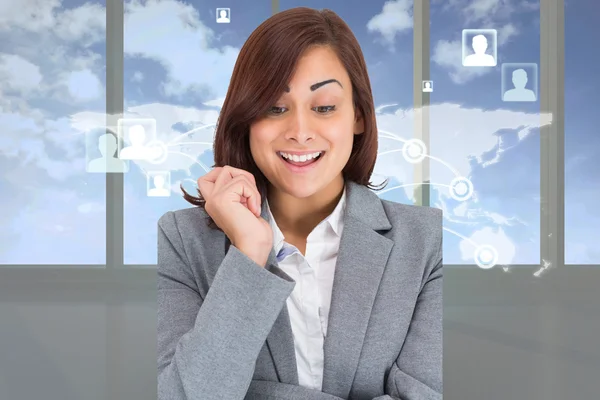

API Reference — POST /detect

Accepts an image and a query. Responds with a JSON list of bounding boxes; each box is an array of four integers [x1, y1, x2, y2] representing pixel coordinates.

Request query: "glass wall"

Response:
[[0, 0, 107, 265], [430, 0, 542, 266], [123, 0, 273, 264], [565, 1, 600, 265]]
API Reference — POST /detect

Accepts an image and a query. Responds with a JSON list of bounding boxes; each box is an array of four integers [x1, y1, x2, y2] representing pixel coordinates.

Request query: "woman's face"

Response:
[[249, 45, 364, 199]]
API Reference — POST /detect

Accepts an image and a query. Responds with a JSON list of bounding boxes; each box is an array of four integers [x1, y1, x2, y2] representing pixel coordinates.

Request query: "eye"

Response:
[[313, 105, 336, 114], [268, 106, 287, 115]]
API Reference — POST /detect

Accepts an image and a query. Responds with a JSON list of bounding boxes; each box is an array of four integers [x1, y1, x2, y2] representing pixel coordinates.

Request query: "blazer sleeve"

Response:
[[375, 238, 443, 400], [157, 211, 296, 400]]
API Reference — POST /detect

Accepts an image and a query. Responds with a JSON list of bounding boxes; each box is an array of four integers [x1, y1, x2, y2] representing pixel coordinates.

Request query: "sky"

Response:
[[0, 0, 598, 267]]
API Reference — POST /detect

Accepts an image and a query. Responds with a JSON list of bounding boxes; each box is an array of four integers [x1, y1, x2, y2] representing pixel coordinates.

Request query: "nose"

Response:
[[284, 109, 315, 144]]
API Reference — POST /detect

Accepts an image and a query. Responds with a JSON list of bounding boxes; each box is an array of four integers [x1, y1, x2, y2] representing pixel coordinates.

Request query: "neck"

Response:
[[267, 175, 345, 238]]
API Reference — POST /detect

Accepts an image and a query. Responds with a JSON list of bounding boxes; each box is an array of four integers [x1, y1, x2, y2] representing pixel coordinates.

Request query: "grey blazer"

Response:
[[157, 181, 443, 400]]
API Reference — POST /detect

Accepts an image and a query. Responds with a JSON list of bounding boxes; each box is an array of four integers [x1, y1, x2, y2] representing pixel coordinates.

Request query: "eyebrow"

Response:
[[284, 79, 343, 93]]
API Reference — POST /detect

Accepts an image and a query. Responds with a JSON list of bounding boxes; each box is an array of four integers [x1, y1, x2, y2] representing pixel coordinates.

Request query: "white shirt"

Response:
[[265, 188, 346, 391]]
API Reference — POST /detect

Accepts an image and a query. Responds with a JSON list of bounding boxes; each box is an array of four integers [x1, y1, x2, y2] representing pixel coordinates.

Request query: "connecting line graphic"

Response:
[[378, 129, 462, 178], [377, 182, 451, 196], [167, 124, 216, 145], [117, 121, 518, 274], [166, 150, 211, 173], [374, 129, 511, 272]]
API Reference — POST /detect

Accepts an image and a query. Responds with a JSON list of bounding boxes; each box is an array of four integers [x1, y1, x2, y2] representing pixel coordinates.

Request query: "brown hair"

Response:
[[181, 7, 385, 215]]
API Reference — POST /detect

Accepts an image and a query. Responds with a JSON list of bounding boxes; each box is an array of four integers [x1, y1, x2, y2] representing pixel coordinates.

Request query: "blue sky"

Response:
[[0, 0, 597, 267]]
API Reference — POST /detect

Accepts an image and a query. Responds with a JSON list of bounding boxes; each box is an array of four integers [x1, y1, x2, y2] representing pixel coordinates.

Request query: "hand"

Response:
[[197, 166, 273, 267]]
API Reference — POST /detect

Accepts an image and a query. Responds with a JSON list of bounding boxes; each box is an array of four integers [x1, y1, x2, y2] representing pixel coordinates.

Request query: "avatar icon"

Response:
[[119, 124, 158, 161], [503, 68, 537, 102], [462, 31, 497, 67], [148, 173, 171, 197], [422, 80, 433, 92], [87, 133, 128, 173], [216, 8, 230, 23]]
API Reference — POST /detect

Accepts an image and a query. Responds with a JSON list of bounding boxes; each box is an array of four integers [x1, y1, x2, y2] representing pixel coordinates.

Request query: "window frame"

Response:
[[0, 0, 595, 288]]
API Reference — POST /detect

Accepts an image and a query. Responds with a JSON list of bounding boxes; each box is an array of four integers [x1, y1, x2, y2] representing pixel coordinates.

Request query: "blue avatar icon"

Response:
[[503, 68, 536, 102]]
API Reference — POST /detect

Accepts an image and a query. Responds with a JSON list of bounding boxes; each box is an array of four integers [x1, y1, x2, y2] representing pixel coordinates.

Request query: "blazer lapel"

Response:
[[321, 182, 394, 398]]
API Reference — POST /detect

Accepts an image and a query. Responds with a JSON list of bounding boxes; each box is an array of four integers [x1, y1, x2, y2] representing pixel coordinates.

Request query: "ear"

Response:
[[353, 108, 365, 135]]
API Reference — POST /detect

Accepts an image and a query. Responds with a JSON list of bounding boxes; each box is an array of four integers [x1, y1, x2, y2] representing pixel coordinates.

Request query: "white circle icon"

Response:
[[449, 176, 474, 201], [474, 245, 498, 270], [145, 140, 169, 164], [402, 138, 427, 164]]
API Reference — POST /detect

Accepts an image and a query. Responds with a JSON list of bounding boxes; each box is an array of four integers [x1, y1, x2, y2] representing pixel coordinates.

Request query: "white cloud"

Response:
[[497, 22, 519, 46], [0, 107, 87, 181], [432, 0, 533, 84], [432, 39, 489, 84], [53, 2, 106, 44], [367, 0, 413, 49], [432, 21, 521, 85], [0, 0, 105, 45], [124, 0, 239, 98], [132, 71, 144, 82], [0, 54, 43, 93], [0, 0, 62, 32], [63, 69, 103, 101]]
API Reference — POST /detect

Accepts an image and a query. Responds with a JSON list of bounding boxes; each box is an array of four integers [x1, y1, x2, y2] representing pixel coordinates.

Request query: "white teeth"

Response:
[[279, 151, 322, 162]]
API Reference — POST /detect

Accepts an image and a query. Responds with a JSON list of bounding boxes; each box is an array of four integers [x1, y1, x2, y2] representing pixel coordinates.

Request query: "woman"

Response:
[[157, 7, 442, 400]]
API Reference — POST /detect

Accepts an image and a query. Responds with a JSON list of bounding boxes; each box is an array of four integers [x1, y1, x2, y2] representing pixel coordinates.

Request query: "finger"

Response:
[[214, 166, 261, 211], [214, 166, 235, 193], [229, 176, 261, 217], [221, 175, 262, 217], [221, 165, 257, 186], [197, 168, 222, 198], [198, 167, 222, 184]]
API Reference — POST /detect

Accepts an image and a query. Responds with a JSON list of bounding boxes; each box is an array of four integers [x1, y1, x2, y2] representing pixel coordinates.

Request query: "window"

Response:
[[565, 1, 600, 265], [2, 0, 595, 271], [122, 0, 273, 264], [0, 0, 107, 265], [430, 0, 543, 267]]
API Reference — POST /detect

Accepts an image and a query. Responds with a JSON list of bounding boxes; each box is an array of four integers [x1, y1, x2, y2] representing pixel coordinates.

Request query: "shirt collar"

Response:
[[265, 186, 347, 254]]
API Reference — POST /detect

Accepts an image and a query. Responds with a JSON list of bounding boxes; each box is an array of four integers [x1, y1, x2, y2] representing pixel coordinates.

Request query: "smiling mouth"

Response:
[[278, 151, 324, 167]]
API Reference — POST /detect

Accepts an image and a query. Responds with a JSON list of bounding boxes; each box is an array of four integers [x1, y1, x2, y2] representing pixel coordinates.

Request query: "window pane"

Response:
[[430, 0, 542, 267], [279, 0, 415, 205], [123, 0, 273, 264], [0, 0, 107, 264], [565, 2, 600, 264]]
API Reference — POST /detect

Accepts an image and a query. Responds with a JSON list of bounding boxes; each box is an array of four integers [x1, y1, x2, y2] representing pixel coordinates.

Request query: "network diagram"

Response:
[[83, 27, 548, 274]]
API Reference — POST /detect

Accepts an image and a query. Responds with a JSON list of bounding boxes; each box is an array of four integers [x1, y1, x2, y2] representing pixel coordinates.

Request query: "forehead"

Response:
[[286, 46, 350, 88]]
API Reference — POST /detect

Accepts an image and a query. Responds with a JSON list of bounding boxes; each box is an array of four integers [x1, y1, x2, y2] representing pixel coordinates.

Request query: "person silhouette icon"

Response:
[[503, 69, 536, 102], [422, 81, 433, 92], [119, 124, 156, 160], [148, 174, 171, 197], [216, 9, 230, 23], [87, 133, 128, 173], [463, 34, 496, 67]]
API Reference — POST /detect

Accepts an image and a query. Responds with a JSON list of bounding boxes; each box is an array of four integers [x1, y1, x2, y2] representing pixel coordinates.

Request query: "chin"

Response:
[[275, 181, 323, 199]]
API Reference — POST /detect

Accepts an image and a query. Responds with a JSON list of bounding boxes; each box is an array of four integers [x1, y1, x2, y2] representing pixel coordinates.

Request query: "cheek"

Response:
[[326, 122, 356, 153], [249, 126, 276, 164]]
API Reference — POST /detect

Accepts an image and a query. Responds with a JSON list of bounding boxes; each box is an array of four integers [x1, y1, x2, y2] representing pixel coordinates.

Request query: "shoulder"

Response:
[[380, 199, 442, 230], [158, 206, 214, 239], [378, 199, 443, 257]]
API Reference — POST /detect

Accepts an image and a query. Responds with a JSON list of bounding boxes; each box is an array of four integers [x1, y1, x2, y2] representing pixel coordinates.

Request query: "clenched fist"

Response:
[[197, 166, 273, 267]]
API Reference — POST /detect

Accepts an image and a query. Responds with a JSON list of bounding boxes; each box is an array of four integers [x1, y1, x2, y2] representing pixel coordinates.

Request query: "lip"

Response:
[[277, 150, 325, 156], [278, 151, 325, 173]]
